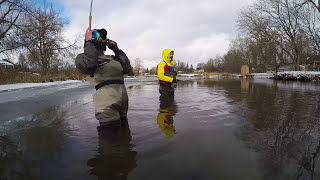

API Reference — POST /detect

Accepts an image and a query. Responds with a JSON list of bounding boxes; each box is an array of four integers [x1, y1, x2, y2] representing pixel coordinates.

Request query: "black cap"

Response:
[[97, 28, 107, 40], [94, 28, 107, 51]]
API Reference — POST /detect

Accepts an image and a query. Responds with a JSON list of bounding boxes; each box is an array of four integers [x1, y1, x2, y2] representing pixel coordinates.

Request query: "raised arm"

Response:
[[107, 39, 132, 74]]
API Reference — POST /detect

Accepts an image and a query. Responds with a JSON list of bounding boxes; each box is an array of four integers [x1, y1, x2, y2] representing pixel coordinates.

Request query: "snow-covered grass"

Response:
[[277, 71, 320, 76], [237, 71, 320, 80], [274, 71, 320, 81], [0, 80, 83, 92], [250, 73, 274, 79], [3, 71, 318, 92], [178, 73, 201, 77]]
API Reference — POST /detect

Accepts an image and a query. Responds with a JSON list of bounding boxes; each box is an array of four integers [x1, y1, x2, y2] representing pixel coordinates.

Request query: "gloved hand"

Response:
[[172, 79, 180, 83], [106, 39, 119, 51]]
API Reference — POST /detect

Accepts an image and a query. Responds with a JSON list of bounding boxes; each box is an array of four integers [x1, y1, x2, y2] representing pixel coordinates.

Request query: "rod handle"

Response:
[[89, 16, 92, 30]]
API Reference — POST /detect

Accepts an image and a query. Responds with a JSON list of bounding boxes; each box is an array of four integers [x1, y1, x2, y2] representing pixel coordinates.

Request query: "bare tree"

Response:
[[299, 0, 320, 53], [20, 3, 77, 73], [149, 67, 157, 75], [204, 58, 216, 72], [0, 0, 33, 53], [222, 50, 244, 73], [133, 58, 143, 75], [18, 53, 27, 69], [190, 64, 194, 73], [196, 62, 205, 71], [298, 0, 320, 13], [238, 0, 312, 70]]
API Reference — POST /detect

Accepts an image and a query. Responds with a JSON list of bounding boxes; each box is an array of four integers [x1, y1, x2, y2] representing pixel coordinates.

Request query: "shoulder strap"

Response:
[[98, 55, 114, 66], [163, 60, 168, 65]]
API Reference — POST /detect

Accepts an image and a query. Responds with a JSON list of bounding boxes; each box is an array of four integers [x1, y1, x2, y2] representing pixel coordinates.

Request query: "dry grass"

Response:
[[0, 69, 85, 85]]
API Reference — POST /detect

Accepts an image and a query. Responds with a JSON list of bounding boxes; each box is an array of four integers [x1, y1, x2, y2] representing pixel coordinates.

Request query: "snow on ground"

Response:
[[250, 73, 274, 78], [236, 71, 320, 79], [0, 80, 83, 92], [2, 71, 319, 92], [209, 75, 225, 78], [275, 71, 320, 80], [179, 74, 200, 77], [277, 71, 320, 76]]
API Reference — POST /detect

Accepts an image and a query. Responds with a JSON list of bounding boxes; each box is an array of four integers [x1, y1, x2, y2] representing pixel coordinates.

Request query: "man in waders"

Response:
[[157, 49, 180, 96], [156, 49, 179, 138], [75, 28, 132, 129]]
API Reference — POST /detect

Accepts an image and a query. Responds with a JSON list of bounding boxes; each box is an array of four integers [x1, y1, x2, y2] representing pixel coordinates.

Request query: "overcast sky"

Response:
[[38, 0, 254, 68], [57, 0, 256, 68]]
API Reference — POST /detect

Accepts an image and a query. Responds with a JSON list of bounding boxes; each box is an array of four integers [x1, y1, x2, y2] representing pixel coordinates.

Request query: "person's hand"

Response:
[[172, 79, 180, 83], [85, 27, 93, 41], [106, 39, 119, 51]]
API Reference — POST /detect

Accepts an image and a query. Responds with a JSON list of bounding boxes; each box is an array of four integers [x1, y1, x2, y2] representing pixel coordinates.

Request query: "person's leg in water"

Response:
[[88, 124, 137, 179], [94, 85, 126, 129], [159, 83, 174, 97]]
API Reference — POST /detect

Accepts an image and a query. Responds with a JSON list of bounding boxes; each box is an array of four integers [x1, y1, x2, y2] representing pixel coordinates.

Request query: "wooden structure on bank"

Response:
[[241, 65, 249, 77]]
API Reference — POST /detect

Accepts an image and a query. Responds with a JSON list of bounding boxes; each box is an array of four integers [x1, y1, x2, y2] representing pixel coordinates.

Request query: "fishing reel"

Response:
[[91, 29, 109, 51], [92, 30, 101, 41], [92, 29, 108, 43]]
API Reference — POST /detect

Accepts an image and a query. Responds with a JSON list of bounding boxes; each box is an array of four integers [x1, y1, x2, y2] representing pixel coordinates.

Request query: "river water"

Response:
[[0, 78, 319, 180]]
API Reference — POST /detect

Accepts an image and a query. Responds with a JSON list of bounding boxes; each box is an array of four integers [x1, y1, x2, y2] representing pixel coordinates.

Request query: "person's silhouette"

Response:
[[157, 94, 178, 138], [87, 126, 137, 180]]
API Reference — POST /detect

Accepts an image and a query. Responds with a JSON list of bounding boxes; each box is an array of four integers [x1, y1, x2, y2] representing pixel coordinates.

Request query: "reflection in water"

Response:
[[0, 105, 69, 179], [157, 94, 178, 138], [1, 78, 319, 179], [240, 77, 249, 92], [0, 136, 30, 180], [87, 126, 137, 180], [18, 106, 68, 158], [215, 79, 320, 179]]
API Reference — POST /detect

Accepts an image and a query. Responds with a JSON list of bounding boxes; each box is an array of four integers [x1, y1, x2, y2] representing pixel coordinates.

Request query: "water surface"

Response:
[[0, 78, 319, 180]]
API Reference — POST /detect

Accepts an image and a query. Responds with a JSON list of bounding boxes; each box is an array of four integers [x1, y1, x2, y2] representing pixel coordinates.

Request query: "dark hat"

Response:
[[93, 28, 107, 51], [97, 28, 107, 40]]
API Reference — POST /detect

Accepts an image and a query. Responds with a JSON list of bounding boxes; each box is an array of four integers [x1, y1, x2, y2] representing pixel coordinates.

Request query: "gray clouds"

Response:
[[60, 0, 253, 68]]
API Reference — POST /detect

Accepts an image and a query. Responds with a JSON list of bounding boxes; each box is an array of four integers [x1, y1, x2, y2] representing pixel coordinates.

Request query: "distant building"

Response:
[[0, 59, 14, 70], [194, 69, 204, 73], [305, 55, 320, 71]]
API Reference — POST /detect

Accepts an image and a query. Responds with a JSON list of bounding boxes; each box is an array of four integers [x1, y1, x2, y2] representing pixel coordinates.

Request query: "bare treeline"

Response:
[[196, 0, 320, 73], [173, 60, 194, 73], [228, 0, 320, 72], [0, 0, 79, 73]]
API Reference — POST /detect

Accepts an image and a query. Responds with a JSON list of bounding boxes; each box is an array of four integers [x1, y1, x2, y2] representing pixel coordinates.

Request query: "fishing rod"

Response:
[[89, 0, 93, 31], [88, 0, 108, 43]]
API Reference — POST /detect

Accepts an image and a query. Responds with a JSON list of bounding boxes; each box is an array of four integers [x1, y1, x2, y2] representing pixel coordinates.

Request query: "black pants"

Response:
[[159, 83, 174, 96]]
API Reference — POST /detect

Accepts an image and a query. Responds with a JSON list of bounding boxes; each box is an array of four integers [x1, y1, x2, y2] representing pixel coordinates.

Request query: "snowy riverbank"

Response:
[[274, 71, 320, 81], [2, 71, 319, 92], [234, 71, 320, 81], [0, 80, 84, 92]]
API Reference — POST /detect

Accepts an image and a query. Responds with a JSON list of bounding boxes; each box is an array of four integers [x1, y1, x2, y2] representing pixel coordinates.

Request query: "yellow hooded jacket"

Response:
[[157, 49, 175, 83]]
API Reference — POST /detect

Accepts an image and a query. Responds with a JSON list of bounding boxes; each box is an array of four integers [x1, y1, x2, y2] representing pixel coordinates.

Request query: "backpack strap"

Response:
[[98, 55, 113, 66]]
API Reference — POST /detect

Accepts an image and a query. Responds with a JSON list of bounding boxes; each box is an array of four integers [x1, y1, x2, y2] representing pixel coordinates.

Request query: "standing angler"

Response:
[[75, 28, 132, 129], [157, 49, 180, 96]]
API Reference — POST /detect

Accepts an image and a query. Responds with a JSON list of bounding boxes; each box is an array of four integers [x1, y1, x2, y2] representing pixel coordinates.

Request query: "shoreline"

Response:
[[2, 71, 320, 92]]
